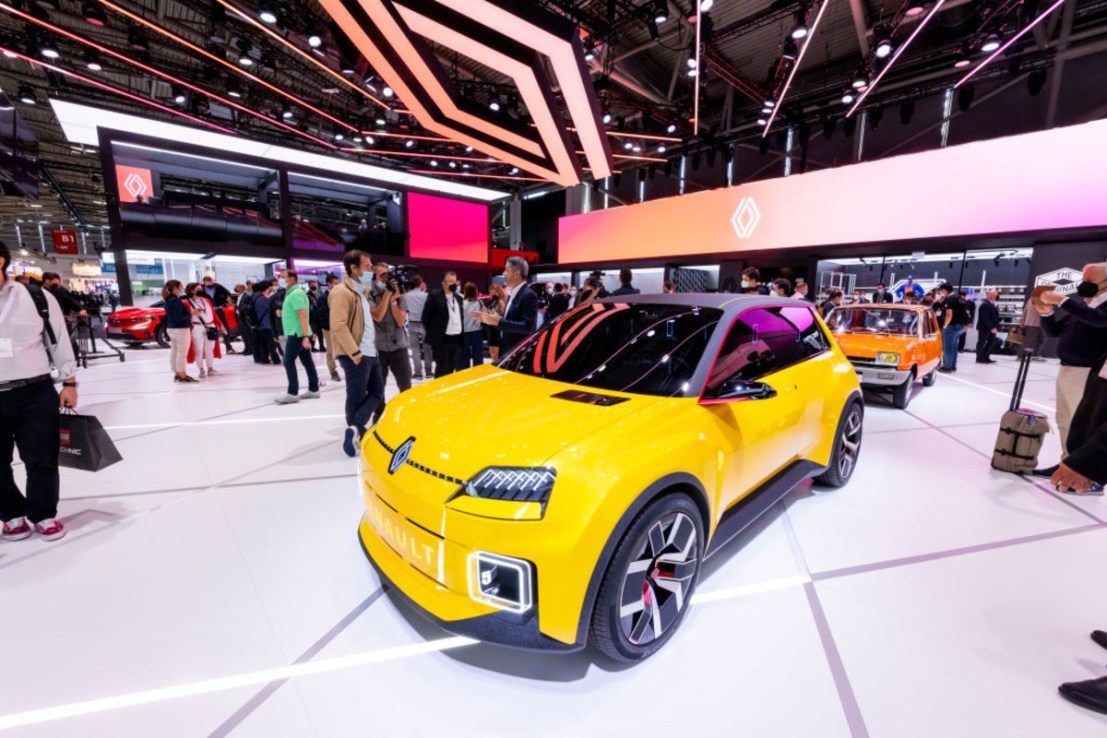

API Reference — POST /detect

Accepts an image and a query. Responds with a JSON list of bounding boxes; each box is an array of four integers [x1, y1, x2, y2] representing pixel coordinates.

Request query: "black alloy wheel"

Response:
[[816, 402, 863, 487], [892, 370, 914, 409], [591, 494, 704, 662], [154, 322, 170, 348]]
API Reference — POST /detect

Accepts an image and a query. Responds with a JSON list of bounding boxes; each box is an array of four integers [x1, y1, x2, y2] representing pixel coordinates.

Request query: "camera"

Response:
[[583, 270, 608, 300], [382, 265, 419, 293]]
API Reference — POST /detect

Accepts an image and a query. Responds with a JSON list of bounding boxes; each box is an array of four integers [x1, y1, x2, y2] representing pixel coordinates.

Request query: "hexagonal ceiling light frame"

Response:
[[316, 0, 613, 187]]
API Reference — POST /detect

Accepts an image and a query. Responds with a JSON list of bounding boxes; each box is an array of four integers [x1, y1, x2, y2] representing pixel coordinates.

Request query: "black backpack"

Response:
[[24, 283, 58, 345]]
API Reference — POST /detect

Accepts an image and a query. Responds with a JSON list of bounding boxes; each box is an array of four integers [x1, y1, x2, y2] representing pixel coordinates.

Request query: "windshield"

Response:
[[498, 302, 724, 397], [827, 307, 920, 336]]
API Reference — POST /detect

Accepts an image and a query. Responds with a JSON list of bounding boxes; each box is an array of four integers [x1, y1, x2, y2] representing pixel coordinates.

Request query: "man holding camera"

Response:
[[368, 263, 411, 421]]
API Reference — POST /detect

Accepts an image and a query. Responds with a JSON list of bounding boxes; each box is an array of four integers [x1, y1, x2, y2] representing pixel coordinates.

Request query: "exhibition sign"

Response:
[[558, 119, 1107, 264]]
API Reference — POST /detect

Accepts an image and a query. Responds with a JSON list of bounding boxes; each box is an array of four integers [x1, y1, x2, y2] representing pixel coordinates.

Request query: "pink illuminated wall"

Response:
[[559, 119, 1107, 264], [407, 192, 489, 263]]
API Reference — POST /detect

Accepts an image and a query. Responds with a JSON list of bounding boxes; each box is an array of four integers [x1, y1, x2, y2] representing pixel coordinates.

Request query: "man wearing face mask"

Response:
[[368, 263, 411, 423], [421, 271, 464, 378], [975, 290, 1000, 364], [1032, 268, 1107, 470], [740, 267, 770, 295], [330, 250, 386, 457]]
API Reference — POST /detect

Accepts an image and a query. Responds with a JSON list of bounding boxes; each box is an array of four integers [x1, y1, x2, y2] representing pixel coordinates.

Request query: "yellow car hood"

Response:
[[374, 363, 659, 481]]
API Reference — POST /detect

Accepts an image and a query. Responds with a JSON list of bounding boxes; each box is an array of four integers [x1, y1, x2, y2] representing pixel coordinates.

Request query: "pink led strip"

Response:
[[847, 0, 948, 117], [955, 0, 1067, 88], [0, 47, 236, 135], [763, 0, 831, 136]]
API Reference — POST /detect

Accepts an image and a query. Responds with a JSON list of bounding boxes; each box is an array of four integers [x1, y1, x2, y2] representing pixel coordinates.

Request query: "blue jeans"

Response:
[[457, 331, 484, 370], [941, 325, 964, 369], [283, 335, 320, 395], [337, 355, 385, 435]]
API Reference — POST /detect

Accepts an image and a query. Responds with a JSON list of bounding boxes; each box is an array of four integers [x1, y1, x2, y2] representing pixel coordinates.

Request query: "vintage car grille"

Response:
[[847, 356, 885, 369], [373, 432, 465, 485]]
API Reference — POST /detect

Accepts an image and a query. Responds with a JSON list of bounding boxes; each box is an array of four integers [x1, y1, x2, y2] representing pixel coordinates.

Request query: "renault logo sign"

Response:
[[389, 437, 416, 475], [731, 197, 761, 240]]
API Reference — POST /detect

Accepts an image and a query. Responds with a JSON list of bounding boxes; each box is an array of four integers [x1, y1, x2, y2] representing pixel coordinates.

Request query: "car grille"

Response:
[[373, 432, 465, 485], [847, 356, 883, 369]]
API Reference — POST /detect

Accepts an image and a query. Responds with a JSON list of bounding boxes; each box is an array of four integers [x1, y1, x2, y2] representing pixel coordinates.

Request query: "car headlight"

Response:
[[875, 352, 900, 365], [462, 467, 556, 504]]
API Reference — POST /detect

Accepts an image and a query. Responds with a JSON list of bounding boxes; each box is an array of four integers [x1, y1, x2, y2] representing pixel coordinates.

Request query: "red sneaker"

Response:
[[33, 519, 66, 542], [1, 517, 31, 542]]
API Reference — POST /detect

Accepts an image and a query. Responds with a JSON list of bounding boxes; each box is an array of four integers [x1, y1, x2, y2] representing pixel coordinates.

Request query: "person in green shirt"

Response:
[[275, 269, 321, 404]]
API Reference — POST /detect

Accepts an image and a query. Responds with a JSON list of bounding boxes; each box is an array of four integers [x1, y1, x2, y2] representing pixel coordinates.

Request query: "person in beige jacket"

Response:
[[330, 249, 385, 457]]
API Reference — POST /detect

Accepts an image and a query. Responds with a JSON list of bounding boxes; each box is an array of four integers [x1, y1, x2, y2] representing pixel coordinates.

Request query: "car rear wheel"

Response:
[[154, 323, 169, 348], [815, 401, 863, 488], [590, 494, 704, 662], [891, 370, 915, 409]]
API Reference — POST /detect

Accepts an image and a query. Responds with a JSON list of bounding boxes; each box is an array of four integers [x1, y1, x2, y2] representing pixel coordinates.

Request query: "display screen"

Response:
[[407, 192, 488, 263]]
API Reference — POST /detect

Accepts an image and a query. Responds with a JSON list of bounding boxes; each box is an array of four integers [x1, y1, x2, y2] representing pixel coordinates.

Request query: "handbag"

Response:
[[58, 410, 123, 471]]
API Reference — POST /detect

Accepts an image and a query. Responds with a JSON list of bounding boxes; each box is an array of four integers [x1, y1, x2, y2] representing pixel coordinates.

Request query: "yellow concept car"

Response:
[[358, 294, 863, 661]]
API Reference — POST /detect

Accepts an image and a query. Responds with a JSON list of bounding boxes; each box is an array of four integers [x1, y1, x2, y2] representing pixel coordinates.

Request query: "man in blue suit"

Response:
[[478, 256, 538, 355]]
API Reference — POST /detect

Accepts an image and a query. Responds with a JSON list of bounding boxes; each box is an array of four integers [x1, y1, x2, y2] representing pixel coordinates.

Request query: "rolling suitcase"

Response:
[[991, 349, 1051, 474]]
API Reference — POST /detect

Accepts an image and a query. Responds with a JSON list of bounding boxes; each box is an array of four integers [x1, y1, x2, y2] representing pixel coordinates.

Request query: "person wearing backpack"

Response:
[[0, 240, 77, 543]]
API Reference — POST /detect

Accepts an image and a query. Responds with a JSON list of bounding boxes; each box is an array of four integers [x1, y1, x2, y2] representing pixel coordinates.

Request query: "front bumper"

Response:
[[356, 453, 594, 651], [850, 362, 911, 387]]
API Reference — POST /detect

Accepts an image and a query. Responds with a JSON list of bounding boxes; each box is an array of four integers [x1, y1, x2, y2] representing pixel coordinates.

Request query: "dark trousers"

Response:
[[976, 331, 996, 362], [0, 379, 60, 523], [283, 335, 320, 395], [958, 330, 968, 352], [337, 355, 385, 435], [941, 325, 965, 369], [254, 328, 281, 364], [433, 335, 462, 378], [240, 318, 255, 356], [216, 309, 233, 351], [457, 331, 484, 370], [379, 348, 412, 392]]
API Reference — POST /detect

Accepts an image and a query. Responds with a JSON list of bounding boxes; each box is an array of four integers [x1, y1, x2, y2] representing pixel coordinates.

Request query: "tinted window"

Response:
[[498, 303, 723, 397], [706, 306, 828, 391]]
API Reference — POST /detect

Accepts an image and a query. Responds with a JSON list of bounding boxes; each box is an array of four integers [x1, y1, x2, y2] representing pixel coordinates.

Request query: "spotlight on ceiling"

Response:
[[764, 98, 776, 109], [851, 69, 869, 89], [258, 2, 278, 25], [904, 1, 927, 17], [341, 58, 357, 75], [17, 83, 37, 106], [281, 103, 292, 119], [85, 51, 102, 71], [875, 37, 894, 59], [841, 90, 856, 105], [700, 0, 715, 10], [449, 161, 457, 169], [510, 167, 520, 175], [653, 0, 669, 24], [172, 86, 187, 105], [236, 38, 253, 66], [623, 141, 633, 151], [128, 27, 149, 52], [757, 117, 768, 126], [658, 144, 667, 153], [791, 10, 809, 40], [602, 110, 612, 124], [489, 96, 501, 111], [953, 44, 972, 68], [429, 160, 438, 167], [335, 132, 344, 141], [307, 32, 324, 49], [39, 36, 60, 60], [667, 122, 677, 133], [981, 33, 1002, 53], [686, 57, 697, 69], [404, 139, 414, 148], [465, 145, 473, 152], [82, 2, 107, 26], [782, 37, 799, 61], [382, 86, 394, 98], [364, 136, 374, 145], [375, 117, 386, 126], [226, 80, 243, 98]]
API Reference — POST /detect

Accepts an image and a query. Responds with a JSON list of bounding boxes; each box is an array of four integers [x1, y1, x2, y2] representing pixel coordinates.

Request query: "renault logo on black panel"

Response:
[[389, 437, 416, 475]]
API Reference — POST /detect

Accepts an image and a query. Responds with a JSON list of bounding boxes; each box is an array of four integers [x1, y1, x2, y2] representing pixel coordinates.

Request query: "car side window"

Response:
[[705, 306, 827, 391]]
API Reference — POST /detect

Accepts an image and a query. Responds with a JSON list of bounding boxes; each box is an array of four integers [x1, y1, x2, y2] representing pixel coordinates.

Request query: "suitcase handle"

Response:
[[1011, 348, 1034, 412]]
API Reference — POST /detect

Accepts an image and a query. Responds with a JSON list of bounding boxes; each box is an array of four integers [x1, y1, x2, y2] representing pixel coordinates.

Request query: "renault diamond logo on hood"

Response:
[[389, 437, 416, 475]]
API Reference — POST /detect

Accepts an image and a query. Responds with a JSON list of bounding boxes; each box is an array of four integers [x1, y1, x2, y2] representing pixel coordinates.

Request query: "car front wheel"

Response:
[[815, 401, 864, 488], [891, 370, 915, 409], [154, 323, 170, 348], [590, 494, 704, 662]]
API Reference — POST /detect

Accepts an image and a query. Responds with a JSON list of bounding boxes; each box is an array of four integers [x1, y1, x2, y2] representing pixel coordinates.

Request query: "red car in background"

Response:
[[105, 301, 239, 348]]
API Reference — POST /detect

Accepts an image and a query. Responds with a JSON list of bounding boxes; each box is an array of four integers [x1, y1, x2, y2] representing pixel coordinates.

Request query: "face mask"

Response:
[[278, 278, 288, 289], [358, 273, 374, 287], [741, 280, 750, 289], [1077, 281, 1101, 298], [449, 283, 459, 293], [375, 280, 386, 290]]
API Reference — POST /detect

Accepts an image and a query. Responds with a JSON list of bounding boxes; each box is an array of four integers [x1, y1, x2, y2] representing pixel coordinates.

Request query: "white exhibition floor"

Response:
[[3, 346, 1107, 737]]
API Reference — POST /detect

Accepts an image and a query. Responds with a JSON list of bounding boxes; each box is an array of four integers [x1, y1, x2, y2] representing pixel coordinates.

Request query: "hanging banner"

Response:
[[52, 229, 78, 255]]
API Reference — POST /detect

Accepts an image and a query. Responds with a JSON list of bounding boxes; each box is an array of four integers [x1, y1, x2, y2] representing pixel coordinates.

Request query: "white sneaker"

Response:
[[299, 390, 321, 399], [199, 369, 207, 379], [274, 393, 300, 404]]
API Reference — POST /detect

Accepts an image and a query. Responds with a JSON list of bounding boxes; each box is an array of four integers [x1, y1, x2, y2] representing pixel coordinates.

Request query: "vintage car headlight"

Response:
[[462, 467, 556, 504], [875, 352, 900, 366]]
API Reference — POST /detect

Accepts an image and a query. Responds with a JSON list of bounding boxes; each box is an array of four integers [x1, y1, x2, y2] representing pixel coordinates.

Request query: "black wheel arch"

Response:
[[574, 472, 711, 647]]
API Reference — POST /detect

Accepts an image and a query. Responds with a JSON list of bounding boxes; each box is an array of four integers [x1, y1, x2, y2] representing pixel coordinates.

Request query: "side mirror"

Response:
[[700, 379, 778, 404]]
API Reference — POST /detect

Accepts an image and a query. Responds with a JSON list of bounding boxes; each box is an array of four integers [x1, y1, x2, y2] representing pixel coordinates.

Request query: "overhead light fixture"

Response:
[[657, 144, 667, 153], [489, 96, 501, 111], [341, 58, 357, 75], [700, 0, 715, 10], [791, 10, 809, 39], [364, 135, 374, 145], [172, 85, 187, 105], [782, 37, 799, 61], [238, 55, 254, 67], [851, 69, 869, 89], [258, 2, 278, 25], [281, 103, 292, 119], [375, 117, 386, 126], [980, 33, 1002, 53], [653, 0, 669, 24], [667, 122, 677, 133], [307, 32, 323, 49], [623, 141, 633, 151], [602, 110, 612, 124], [686, 57, 697, 69], [761, 105, 772, 115], [429, 159, 438, 166], [763, 98, 776, 108], [335, 132, 344, 141], [957, 0, 1066, 88], [236, 38, 253, 66], [875, 36, 894, 59], [763, 0, 829, 135], [382, 86, 394, 98], [905, 2, 927, 17], [465, 145, 473, 152], [39, 37, 60, 60], [510, 167, 520, 174], [82, 2, 107, 26], [404, 139, 414, 148], [17, 83, 37, 105], [85, 51, 102, 71], [953, 44, 972, 68], [757, 117, 768, 125], [449, 161, 457, 168], [841, 90, 856, 105]]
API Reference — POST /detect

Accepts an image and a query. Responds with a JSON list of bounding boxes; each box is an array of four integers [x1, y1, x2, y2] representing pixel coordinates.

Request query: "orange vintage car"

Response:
[[824, 304, 943, 409]]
